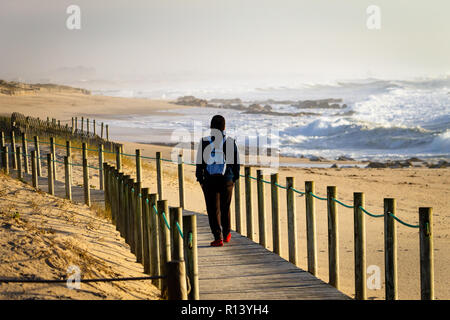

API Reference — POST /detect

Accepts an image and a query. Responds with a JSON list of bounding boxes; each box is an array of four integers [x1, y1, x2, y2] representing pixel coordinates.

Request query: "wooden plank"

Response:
[[191, 212, 349, 300]]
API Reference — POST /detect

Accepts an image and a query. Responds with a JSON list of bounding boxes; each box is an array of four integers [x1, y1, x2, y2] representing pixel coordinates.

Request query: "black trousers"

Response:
[[201, 175, 234, 240]]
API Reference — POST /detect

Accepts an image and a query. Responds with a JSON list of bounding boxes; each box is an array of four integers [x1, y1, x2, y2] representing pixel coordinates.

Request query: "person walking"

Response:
[[196, 115, 240, 247]]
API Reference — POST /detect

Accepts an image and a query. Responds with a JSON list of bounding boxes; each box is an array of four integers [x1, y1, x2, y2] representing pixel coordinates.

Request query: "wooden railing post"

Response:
[[234, 177, 242, 234], [101, 122, 104, 139], [178, 154, 185, 209], [327, 186, 339, 289], [156, 152, 164, 201], [11, 131, 17, 170], [47, 153, 54, 195], [245, 166, 253, 239], [128, 178, 136, 254], [183, 213, 199, 300], [149, 193, 161, 288], [136, 149, 142, 183], [271, 173, 280, 255], [117, 172, 125, 236], [353, 192, 366, 300], [305, 181, 317, 276], [141, 188, 151, 274], [257, 169, 266, 247], [157, 199, 171, 297], [106, 124, 109, 141], [34, 136, 41, 176], [116, 145, 122, 171], [170, 207, 184, 261], [16, 146, 22, 180], [384, 198, 397, 300], [21, 133, 29, 174], [123, 175, 131, 245], [167, 260, 188, 300], [419, 207, 434, 300], [98, 144, 104, 190], [134, 181, 143, 263], [50, 137, 56, 180], [2, 146, 9, 174], [286, 177, 298, 266], [0, 132, 4, 169], [103, 164, 110, 211], [64, 156, 72, 201], [83, 157, 90, 206], [31, 150, 38, 189]]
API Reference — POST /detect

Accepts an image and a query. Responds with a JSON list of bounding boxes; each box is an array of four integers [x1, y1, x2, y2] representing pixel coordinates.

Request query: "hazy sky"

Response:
[[1, 0, 449, 83]]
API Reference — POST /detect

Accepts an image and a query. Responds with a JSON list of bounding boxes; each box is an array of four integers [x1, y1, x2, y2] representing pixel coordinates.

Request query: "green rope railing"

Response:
[[309, 192, 327, 201], [2, 134, 426, 230]]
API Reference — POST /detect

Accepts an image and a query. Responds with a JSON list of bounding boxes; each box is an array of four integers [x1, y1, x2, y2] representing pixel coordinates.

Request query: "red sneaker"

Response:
[[210, 239, 223, 247], [224, 233, 231, 243]]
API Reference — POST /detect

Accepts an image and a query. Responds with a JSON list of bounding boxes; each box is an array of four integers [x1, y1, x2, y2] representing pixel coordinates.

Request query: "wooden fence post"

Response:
[[106, 124, 109, 141], [83, 157, 90, 206], [158, 199, 171, 297], [22, 133, 29, 174], [93, 119, 96, 136], [156, 152, 164, 201], [327, 186, 339, 289], [354, 192, 366, 300], [34, 136, 41, 176], [167, 260, 188, 300], [64, 156, 72, 201], [128, 178, 136, 253], [135, 149, 142, 183], [271, 173, 281, 255], [101, 122, 104, 139], [16, 146, 22, 180], [134, 182, 143, 263], [11, 131, 17, 170], [257, 169, 266, 247], [2, 146, 9, 174], [419, 207, 434, 300], [123, 175, 131, 245], [305, 181, 317, 276], [170, 207, 184, 261], [47, 153, 54, 195], [183, 213, 199, 300], [178, 154, 185, 209], [141, 188, 150, 274], [384, 198, 397, 300], [149, 193, 161, 288], [98, 144, 104, 190], [245, 166, 253, 239], [0, 132, 4, 168], [50, 137, 56, 180], [117, 172, 125, 236], [82, 142, 87, 163], [116, 145, 122, 171], [81, 117, 84, 133], [66, 140, 71, 158], [286, 177, 298, 266], [31, 150, 38, 189], [103, 164, 110, 212], [234, 177, 242, 234], [75, 117, 78, 132]]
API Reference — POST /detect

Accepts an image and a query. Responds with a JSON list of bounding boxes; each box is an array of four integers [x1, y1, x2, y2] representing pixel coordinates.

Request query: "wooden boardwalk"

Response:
[[193, 211, 349, 300], [22, 172, 349, 300]]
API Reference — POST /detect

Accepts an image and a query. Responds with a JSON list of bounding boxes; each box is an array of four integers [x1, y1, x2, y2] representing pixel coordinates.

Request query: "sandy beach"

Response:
[[0, 92, 449, 300]]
